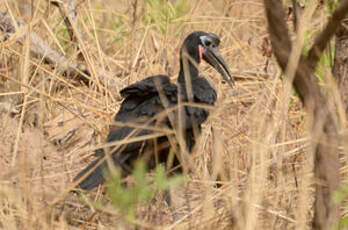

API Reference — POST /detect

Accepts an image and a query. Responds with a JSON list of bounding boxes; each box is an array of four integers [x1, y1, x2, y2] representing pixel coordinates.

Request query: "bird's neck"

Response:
[[178, 57, 200, 85]]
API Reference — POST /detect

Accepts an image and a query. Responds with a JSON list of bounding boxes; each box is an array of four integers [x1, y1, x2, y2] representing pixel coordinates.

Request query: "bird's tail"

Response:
[[74, 158, 106, 190]]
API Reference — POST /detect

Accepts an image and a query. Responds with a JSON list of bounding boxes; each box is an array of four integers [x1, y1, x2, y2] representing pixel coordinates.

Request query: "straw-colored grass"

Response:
[[0, 0, 346, 229]]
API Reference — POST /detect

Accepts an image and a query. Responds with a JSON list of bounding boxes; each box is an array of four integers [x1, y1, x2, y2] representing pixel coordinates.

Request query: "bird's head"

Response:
[[181, 31, 235, 87]]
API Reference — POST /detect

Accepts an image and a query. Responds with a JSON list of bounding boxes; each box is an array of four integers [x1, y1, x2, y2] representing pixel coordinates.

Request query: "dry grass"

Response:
[[0, 0, 346, 229]]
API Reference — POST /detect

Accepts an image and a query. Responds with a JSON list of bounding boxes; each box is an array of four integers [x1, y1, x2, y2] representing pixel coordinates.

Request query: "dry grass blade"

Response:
[[0, 0, 347, 229]]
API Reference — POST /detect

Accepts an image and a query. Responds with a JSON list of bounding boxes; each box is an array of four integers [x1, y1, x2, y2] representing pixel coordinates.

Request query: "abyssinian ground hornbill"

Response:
[[74, 31, 234, 190]]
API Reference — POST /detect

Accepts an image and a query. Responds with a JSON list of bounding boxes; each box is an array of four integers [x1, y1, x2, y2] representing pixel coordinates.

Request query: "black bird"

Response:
[[74, 31, 234, 190]]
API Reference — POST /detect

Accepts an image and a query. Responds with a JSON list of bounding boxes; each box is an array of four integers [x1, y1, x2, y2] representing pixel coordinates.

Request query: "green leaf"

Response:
[[106, 160, 185, 222], [339, 216, 348, 229]]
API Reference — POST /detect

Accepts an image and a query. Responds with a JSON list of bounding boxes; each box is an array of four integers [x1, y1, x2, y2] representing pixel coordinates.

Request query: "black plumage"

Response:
[[74, 31, 234, 190]]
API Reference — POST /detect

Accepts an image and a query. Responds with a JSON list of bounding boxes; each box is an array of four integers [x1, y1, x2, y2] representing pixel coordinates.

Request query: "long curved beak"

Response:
[[203, 47, 235, 88]]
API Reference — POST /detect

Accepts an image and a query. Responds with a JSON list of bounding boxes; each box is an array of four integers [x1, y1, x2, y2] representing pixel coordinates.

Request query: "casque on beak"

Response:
[[202, 45, 235, 88]]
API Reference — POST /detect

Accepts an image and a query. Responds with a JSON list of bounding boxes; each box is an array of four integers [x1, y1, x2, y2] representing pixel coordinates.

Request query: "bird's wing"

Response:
[[192, 77, 217, 105], [104, 76, 216, 151], [120, 75, 173, 99], [117, 76, 217, 132], [95, 75, 178, 157]]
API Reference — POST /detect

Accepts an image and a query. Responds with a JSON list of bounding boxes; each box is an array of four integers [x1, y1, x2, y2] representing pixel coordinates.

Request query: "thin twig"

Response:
[[51, 0, 83, 59]]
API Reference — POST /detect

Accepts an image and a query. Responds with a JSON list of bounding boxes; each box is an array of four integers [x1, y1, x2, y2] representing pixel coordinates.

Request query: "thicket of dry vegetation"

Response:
[[0, 0, 347, 229]]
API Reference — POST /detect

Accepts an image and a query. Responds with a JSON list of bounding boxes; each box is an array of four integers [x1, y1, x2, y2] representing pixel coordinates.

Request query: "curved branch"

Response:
[[307, 1, 348, 70], [263, 1, 347, 229]]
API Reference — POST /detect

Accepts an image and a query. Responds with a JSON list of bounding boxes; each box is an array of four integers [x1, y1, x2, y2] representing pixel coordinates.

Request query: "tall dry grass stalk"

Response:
[[0, 0, 346, 229]]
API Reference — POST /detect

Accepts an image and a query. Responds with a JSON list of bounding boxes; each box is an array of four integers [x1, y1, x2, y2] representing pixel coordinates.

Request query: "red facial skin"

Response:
[[198, 45, 204, 63]]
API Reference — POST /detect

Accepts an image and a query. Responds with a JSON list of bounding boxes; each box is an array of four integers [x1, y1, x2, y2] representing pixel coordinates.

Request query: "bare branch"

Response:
[[263, 0, 347, 229], [51, 0, 80, 42], [50, 0, 84, 60], [0, 11, 124, 89], [263, 0, 320, 105], [307, 1, 348, 70], [291, 0, 303, 31]]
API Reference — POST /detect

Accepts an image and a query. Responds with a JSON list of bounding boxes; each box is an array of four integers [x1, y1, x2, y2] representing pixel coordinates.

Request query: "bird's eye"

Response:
[[204, 40, 211, 47]]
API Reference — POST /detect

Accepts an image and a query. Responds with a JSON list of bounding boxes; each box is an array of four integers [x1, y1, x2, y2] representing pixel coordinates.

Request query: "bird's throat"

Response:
[[178, 57, 199, 86]]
